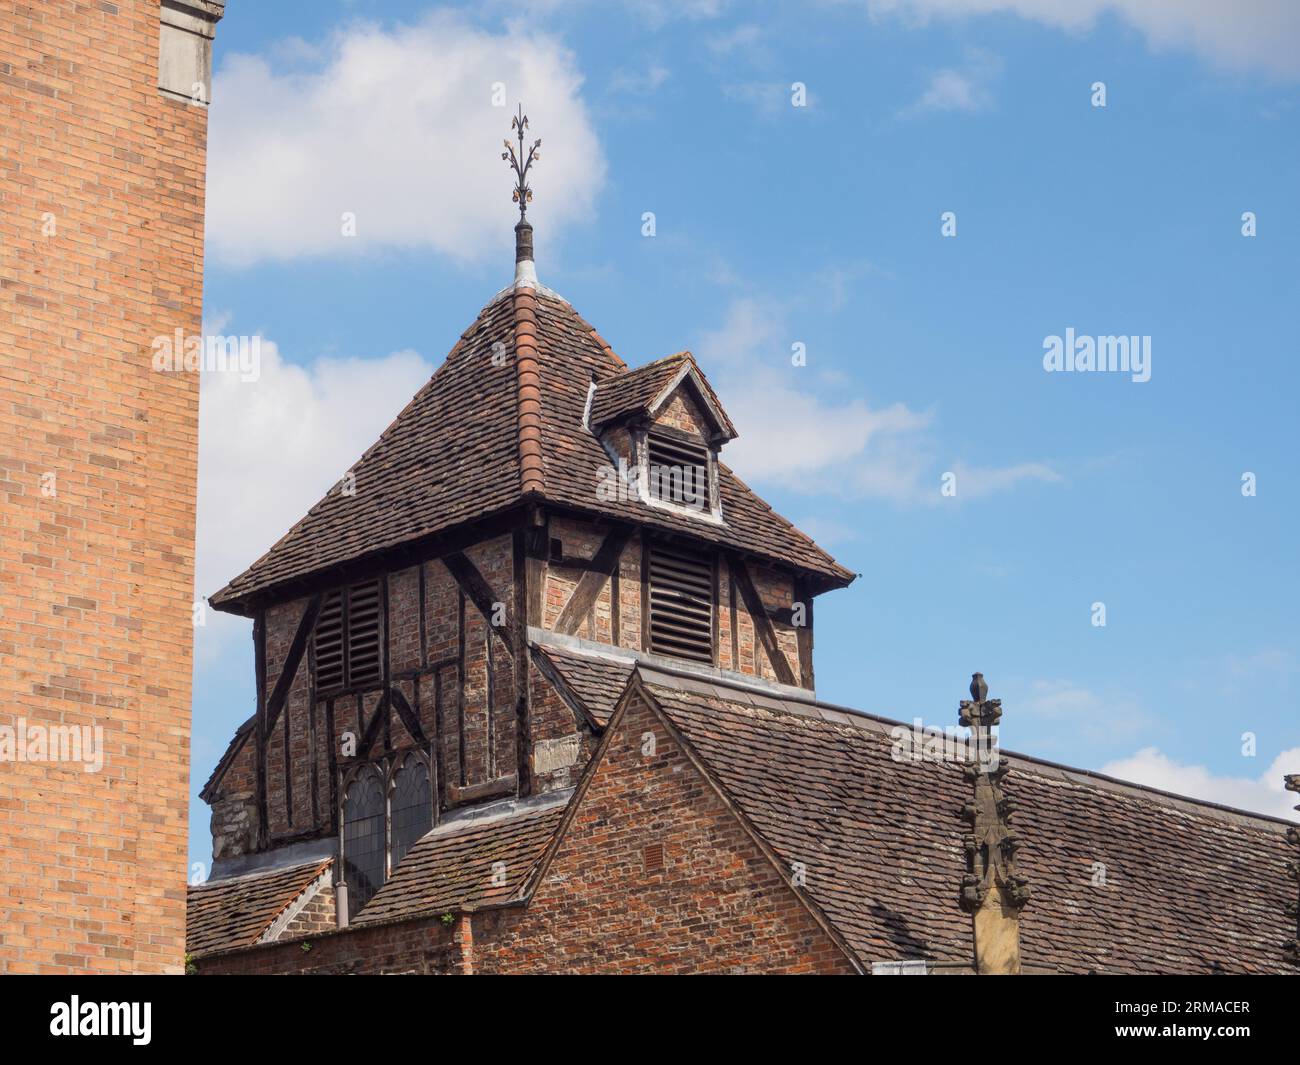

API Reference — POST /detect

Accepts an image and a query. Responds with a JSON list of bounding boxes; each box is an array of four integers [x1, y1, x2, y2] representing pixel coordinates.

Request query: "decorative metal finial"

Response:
[[502, 104, 540, 222], [502, 104, 540, 264]]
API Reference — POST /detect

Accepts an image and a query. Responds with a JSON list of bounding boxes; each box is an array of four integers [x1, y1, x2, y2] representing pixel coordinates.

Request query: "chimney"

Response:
[[958, 673, 1030, 974]]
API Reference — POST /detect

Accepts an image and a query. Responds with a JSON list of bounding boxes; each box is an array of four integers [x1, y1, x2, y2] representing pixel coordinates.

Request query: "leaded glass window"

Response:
[[342, 765, 385, 920], [390, 755, 432, 870]]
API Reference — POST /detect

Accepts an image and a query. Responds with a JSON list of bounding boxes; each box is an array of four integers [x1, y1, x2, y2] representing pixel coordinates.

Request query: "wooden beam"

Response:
[[554, 525, 634, 635], [444, 551, 517, 644], [794, 576, 814, 690], [513, 528, 533, 794], [729, 556, 796, 686], [357, 689, 390, 758], [389, 686, 428, 747], [254, 610, 268, 847], [264, 592, 324, 734]]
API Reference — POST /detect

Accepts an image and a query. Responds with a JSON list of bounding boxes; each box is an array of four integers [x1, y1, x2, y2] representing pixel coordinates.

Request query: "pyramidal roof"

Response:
[[211, 263, 853, 614]]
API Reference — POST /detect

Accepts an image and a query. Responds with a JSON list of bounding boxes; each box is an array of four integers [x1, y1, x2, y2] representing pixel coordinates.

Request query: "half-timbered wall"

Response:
[[541, 517, 811, 687], [209, 502, 816, 862]]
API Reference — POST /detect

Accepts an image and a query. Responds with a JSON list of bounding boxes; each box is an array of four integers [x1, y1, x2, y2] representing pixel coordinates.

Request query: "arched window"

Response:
[[342, 765, 385, 919], [389, 754, 432, 870]]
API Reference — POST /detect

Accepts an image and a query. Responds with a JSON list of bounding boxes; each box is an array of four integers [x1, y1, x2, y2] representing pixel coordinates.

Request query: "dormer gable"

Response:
[[588, 352, 736, 444], [588, 353, 736, 524]]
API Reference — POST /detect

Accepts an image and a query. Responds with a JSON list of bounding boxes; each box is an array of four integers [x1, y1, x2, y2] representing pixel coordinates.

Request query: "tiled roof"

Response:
[[634, 667, 1297, 974], [588, 352, 688, 428], [199, 714, 253, 802], [211, 285, 850, 611], [532, 641, 635, 726], [587, 351, 736, 439], [353, 795, 568, 927], [186, 859, 330, 957]]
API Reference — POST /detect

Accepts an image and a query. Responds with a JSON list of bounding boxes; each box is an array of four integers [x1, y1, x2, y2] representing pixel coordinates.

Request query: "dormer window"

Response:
[[588, 352, 736, 525], [645, 427, 712, 511], [315, 581, 382, 692]]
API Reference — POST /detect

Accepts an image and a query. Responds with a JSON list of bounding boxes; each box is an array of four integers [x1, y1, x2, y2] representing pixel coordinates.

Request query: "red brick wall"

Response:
[[0, 0, 212, 973], [279, 882, 337, 941], [544, 519, 805, 685], [196, 914, 463, 975], [200, 689, 853, 974], [474, 690, 854, 973], [211, 535, 528, 855]]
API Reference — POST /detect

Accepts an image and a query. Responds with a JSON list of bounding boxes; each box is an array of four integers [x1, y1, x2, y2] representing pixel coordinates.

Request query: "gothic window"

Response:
[[647, 543, 714, 663], [341, 765, 385, 920], [340, 753, 433, 919], [315, 581, 383, 692], [389, 754, 433, 870], [645, 428, 712, 512]]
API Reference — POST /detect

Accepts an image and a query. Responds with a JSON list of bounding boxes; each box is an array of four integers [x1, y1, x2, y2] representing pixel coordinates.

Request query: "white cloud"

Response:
[[1226, 647, 1298, 677], [722, 81, 809, 116], [696, 296, 1056, 503], [706, 23, 768, 60], [194, 329, 434, 660], [899, 48, 1002, 117], [948, 459, 1061, 499], [207, 12, 605, 266], [864, 0, 1300, 80], [1018, 679, 1152, 742], [608, 63, 672, 96], [1101, 746, 1300, 821]]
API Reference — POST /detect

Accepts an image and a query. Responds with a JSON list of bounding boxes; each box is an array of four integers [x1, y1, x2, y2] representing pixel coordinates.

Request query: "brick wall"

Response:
[[279, 882, 336, 941], [196, 913, 463, 975], [474, 690, 854, 973], [199, 688, 853, 974], [0, 0, 214, 973], [543, 518, 804, 685]]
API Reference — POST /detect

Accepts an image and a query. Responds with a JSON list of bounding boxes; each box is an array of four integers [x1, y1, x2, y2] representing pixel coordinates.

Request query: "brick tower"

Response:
[[0, 1, 225, 973]]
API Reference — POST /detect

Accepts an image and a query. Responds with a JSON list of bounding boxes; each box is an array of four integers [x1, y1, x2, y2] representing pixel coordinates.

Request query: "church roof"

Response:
[[186, 859, 331, 958], [629, 665, 1296, 974], [588, 350, 737, 439], [531, 640, 635, 727], [353, 793, 568, 928], [211, 284, 851, 614]]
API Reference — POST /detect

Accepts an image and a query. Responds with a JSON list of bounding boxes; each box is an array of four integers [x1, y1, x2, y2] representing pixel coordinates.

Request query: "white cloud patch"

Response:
[[1018, 679, 1152, 742], [1101, 746, 1300, 821], [194, 328, 434, 660], [865, 0, 1300, 80], [948, 459, 1062, 499], [696, 296, 1056, 503], [608, 63, 672, 96], [207, 12, 605, 266], [722, 81, 810, 116], [899, 48, 1002, 117]]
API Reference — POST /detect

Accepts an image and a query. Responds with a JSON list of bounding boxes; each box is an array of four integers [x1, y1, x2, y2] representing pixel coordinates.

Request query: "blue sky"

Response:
[[189, 0, 1300, 874]]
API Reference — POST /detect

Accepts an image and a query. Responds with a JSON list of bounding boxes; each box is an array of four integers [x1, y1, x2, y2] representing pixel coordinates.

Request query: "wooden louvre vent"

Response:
[[646, 429, 710, 509], [648, 544, 714, 663], [315, 581, 382, 691]]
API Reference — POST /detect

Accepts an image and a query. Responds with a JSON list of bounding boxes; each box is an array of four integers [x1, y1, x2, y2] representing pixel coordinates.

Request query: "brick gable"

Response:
[[472, 685, 856, 974]]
